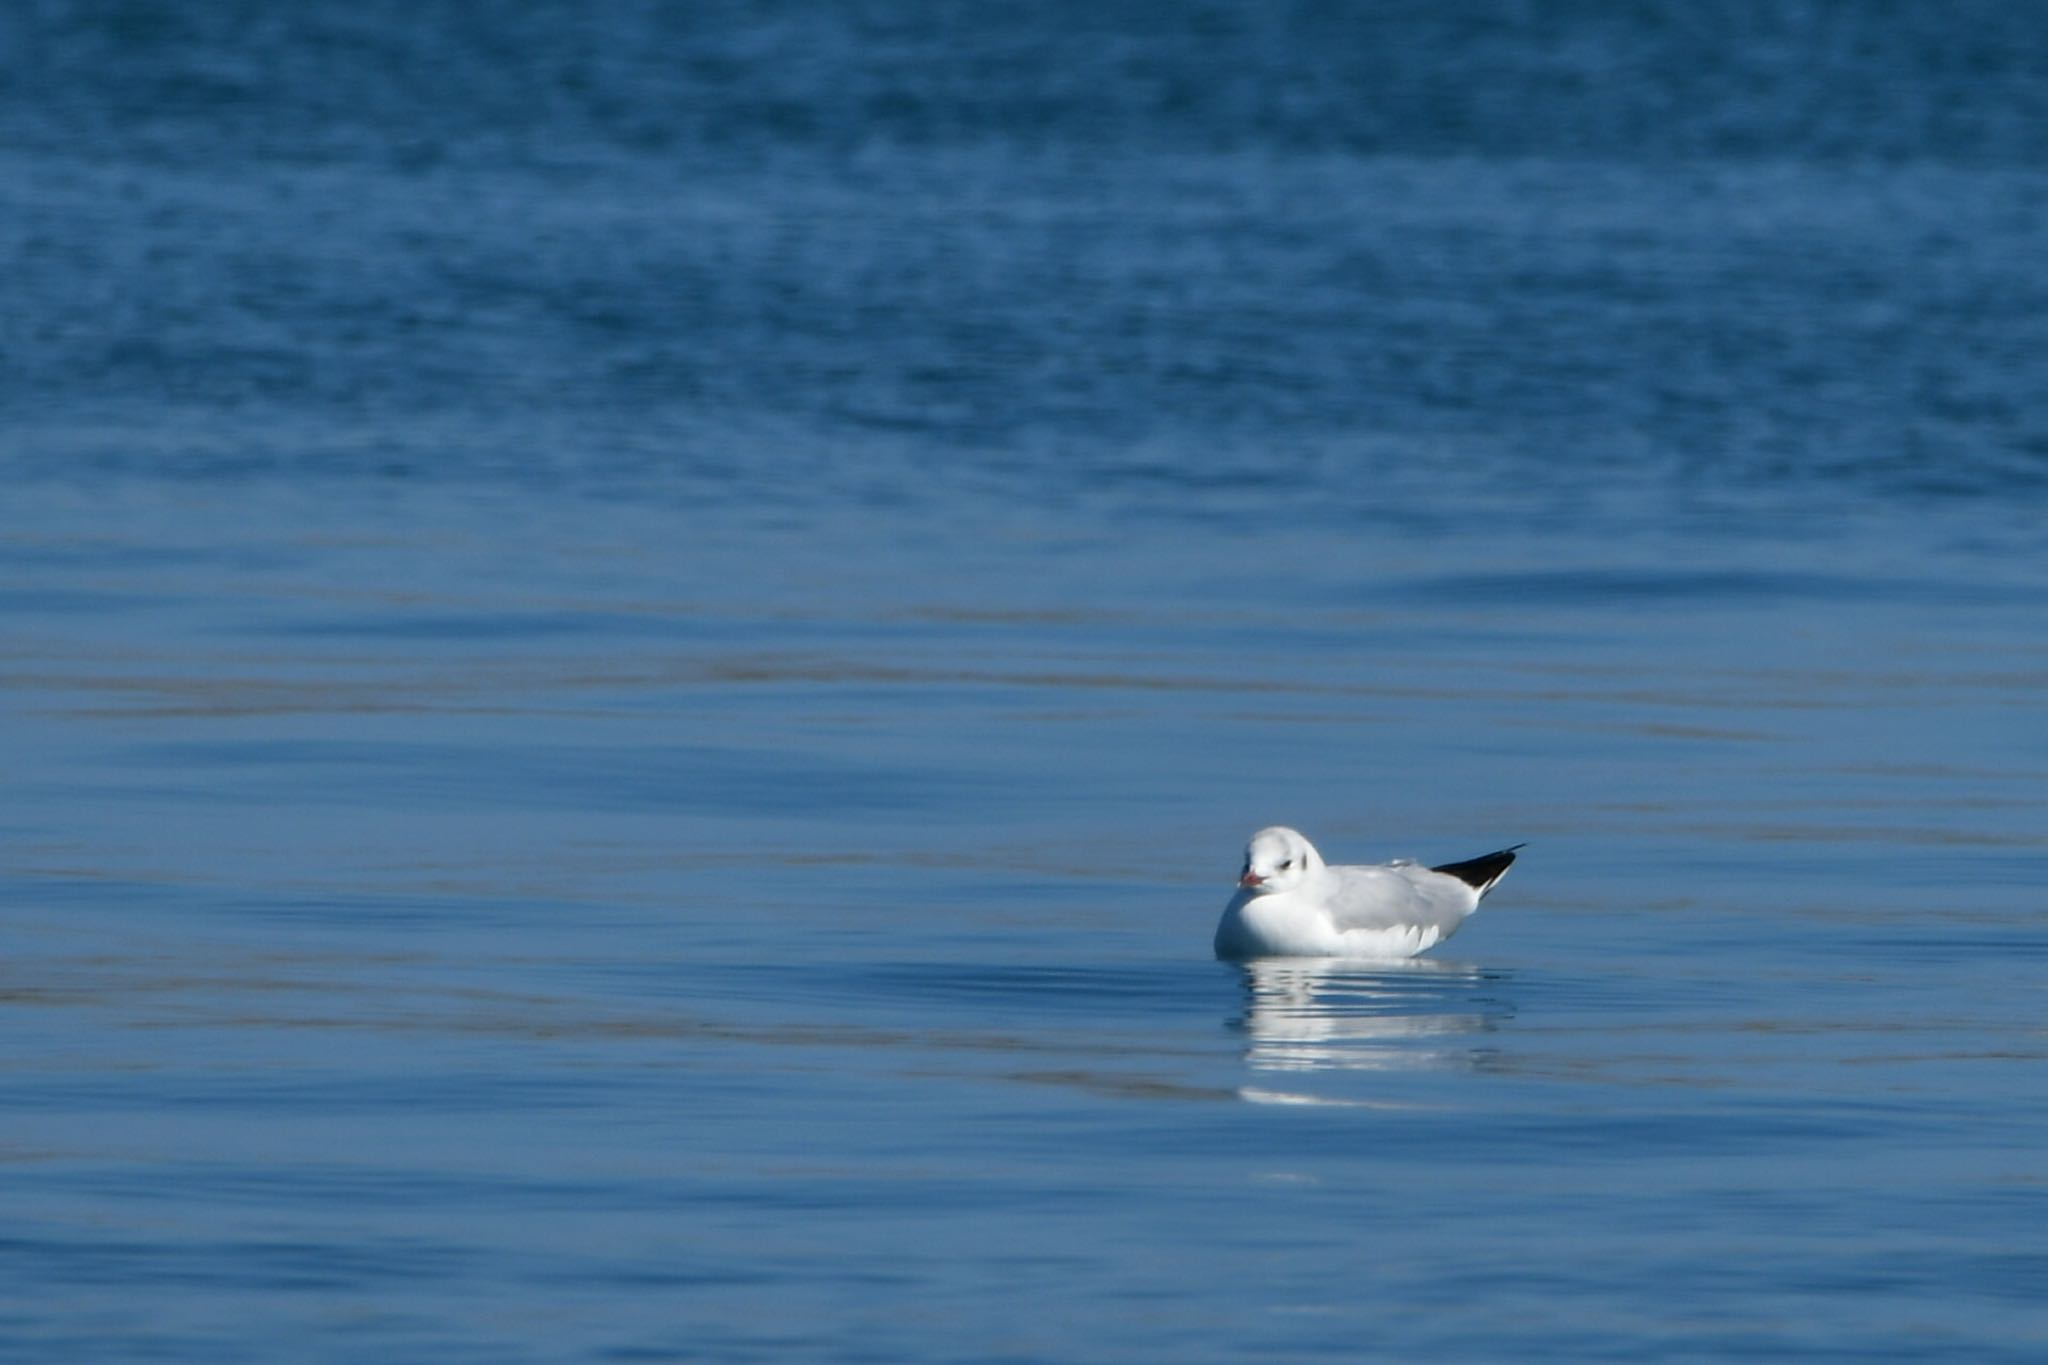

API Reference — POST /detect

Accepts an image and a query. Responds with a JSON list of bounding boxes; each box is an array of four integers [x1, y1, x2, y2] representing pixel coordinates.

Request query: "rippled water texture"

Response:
[[5, 3, 2048, 1361]]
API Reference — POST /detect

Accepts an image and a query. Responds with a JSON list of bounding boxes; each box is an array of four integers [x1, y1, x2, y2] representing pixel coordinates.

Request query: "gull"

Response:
[[1214, 826, 1522, 959]]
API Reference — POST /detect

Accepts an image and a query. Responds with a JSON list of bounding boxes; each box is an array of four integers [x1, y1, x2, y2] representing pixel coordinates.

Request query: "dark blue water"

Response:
[[5, 4, 2048, 1361]]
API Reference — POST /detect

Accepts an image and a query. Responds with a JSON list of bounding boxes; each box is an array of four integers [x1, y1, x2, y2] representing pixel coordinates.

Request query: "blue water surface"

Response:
[[4, 3, 2048, 1361]]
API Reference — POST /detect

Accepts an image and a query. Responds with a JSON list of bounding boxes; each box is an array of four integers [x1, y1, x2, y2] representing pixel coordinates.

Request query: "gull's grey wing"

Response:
[[1321, 864, 1474, 935]]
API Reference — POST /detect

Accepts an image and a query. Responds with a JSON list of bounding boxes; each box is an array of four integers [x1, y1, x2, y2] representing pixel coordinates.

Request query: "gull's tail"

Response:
[[1431, 844, 1525, 898]]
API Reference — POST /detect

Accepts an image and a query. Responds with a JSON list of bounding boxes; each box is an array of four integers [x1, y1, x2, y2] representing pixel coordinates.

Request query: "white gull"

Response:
[[1214, 826, 1522, 959]]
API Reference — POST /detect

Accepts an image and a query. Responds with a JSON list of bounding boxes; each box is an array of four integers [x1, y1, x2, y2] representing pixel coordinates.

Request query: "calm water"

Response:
[[6, 4, 2048, 1361]]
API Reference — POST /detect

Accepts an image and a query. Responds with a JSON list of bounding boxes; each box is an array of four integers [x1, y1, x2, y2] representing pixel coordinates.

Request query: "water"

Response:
[[5, 3, 2048, 1360]]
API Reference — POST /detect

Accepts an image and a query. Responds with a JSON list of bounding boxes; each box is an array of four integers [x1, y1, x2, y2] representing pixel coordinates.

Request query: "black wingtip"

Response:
[[1430, 843, 1525, 894]]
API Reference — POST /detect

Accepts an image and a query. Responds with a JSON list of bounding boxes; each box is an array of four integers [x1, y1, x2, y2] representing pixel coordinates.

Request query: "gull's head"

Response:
[[1237, 826, 1324, 895]]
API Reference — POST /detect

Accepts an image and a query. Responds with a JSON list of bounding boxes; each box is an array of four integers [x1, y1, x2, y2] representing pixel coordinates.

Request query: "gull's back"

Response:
[[1320, 862, 1480, 936]]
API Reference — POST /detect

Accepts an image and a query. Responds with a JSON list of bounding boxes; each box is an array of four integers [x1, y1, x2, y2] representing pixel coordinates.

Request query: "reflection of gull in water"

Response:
[[1231, 957, 1509, 1077]]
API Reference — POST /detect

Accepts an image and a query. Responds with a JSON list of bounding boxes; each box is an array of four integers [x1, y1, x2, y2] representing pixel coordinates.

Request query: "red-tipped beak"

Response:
[[1239, 870, 1265, 888]]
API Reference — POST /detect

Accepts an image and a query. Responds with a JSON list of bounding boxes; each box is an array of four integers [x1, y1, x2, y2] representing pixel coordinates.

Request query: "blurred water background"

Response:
[[4, 3, 2048, 1360]]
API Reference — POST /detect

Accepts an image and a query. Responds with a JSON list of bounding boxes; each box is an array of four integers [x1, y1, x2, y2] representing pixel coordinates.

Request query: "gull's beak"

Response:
[[1238, 869, 1264, 888]]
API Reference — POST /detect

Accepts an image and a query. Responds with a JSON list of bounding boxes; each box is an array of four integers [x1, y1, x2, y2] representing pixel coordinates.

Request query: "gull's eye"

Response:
[[1279, 858, 1294, 870]]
